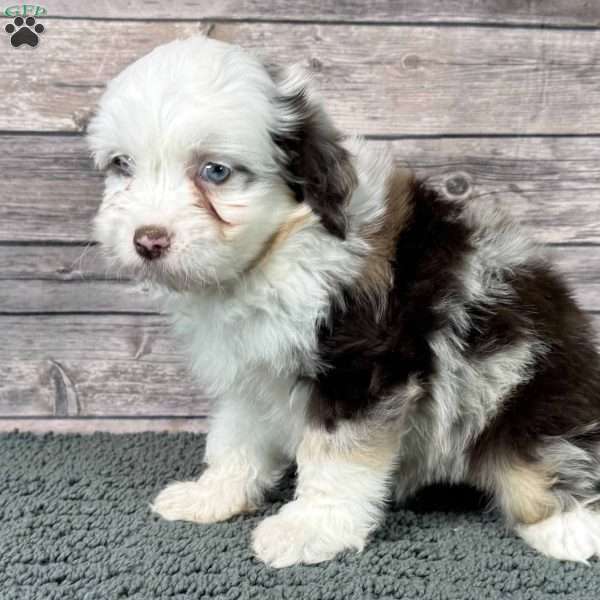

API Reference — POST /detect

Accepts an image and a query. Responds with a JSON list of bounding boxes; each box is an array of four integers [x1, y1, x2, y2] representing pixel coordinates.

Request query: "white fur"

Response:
[[253, 424, 397, 567], [151, 463, 257, 523], [252, 498, 367, 568], [516, 506, 600, 563], [152, 375, 307, 523]]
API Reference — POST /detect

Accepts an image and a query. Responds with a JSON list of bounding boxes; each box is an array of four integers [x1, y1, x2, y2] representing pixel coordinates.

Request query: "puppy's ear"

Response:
[[270, 65, 357, 239]]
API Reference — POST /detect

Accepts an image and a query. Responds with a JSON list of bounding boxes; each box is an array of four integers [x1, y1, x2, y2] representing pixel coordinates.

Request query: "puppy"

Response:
[[88, 35, 600, 567]]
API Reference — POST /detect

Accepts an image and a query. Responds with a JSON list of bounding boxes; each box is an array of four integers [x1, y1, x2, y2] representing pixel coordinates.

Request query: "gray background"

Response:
[[1, 0, 599, 433]]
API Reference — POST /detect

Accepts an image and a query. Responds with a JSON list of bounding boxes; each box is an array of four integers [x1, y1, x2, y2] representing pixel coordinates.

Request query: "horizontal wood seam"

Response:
[[6, 132, 600, 140], [0, 415, 210, 420], [0, 311, 163, 317], [34, 16, 600, 32], [0, 241, 98, 247]]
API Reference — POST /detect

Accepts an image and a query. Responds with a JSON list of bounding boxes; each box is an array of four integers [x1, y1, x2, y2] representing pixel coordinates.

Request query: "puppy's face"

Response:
[[88, 36, 356, 290]]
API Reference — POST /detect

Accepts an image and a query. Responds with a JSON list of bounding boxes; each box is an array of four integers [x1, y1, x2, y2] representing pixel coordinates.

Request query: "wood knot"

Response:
[[72, 109, 94, 132], [403, 54, 421, 70], [443, 172, 472, 199], [55, 265, 84, 281], [308, 58, 323, 72]]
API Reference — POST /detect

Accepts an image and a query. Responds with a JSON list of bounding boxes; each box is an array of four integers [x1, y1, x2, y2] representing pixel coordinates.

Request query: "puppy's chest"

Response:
[[172, 295, 322, 392]]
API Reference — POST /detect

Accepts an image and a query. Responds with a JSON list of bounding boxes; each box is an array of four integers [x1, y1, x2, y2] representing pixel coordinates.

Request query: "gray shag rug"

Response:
[[1, 432, 599, 600]]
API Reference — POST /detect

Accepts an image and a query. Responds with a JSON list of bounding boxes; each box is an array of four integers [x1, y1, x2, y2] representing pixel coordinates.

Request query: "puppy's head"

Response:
[[88, 36, 356, 290]]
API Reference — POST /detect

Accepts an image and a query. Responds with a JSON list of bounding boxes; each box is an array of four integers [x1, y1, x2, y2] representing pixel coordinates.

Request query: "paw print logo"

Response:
[[5, 16, 45, 48]]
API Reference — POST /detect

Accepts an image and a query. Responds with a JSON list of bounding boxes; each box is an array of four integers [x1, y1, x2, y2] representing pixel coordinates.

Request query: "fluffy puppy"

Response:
[[88, 35, 600, 567]]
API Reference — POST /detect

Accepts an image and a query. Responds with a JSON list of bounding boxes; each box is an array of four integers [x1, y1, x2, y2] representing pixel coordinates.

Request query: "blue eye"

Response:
[[110, 154, 134, 176], [200, 162, 231, 184]]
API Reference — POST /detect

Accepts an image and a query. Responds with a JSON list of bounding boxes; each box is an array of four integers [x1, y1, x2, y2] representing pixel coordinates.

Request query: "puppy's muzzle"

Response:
[[134, 226, 171, 260]]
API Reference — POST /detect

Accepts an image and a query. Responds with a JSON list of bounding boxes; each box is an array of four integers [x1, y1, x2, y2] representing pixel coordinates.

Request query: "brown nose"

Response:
[[133, 226, 171, 260]]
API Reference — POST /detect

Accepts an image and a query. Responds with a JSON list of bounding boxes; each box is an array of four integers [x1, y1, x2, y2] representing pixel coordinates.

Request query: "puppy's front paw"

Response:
[[151, 475, 252, 524], [252, 501, 366, 568]]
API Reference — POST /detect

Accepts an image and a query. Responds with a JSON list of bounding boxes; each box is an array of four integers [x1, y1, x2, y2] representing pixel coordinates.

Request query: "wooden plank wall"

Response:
[[0, 1, 599, 432]]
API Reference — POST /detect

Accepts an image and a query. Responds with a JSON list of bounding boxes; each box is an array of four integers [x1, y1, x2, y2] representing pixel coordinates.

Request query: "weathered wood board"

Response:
[[0, 360, 206, 416], [2, 135, 600, 243], [40, 0, 600, 27], [2, 22, 600, 134], [0, 315, 207, 417], [0, 315, 178, 361], [0, 418, 209, 434], [1, 245, 599, 313]]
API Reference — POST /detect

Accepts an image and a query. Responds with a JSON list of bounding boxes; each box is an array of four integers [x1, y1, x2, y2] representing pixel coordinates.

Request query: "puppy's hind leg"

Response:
[[474, 444, 600, 563], [516, 504, 600, 563]]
